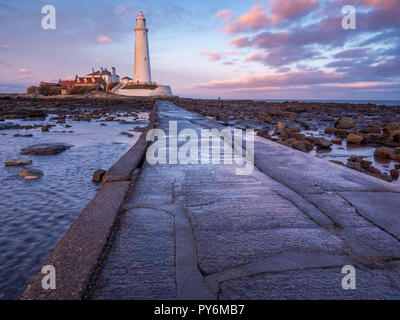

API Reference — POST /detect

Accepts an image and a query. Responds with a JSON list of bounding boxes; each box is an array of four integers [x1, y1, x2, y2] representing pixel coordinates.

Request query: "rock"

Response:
[[395, 148, 400, 155], [286, 127, 301, 134], [41, 124, 52, 132], [274, 122, 285, 130], [360, 126, 381, 134], [257, 129, 271, 139], [377, 174, 394, 183], [347, 133, 364, 144], [390, 169, 399, 180], [395, 164, 400, 170], [389, 130, 400, 142], [335, 116, 356, 130], [360, 160, 372, 170], [367, 166, 381, 175], [14, 133, 33, 138], [100, 123, 107, 126], [313, 138, 333, 148], [374, 147, 393, 159], [5, 158, 32, 166], [347, 161, 362, 172], [331, 138, 342, 145], [348, 155, 364, 162], [93, 169, 106, 183], [383, 122, 400, 134], [20, 143, 71, 155], [290, 133, 306, 140], [133, 126, 146, 132], [18, 168, 44, 180], [120, 131, 134, 138], [283, 138, 313, 152], [324, 127, 338, 134], [330, 160, 344, 166]]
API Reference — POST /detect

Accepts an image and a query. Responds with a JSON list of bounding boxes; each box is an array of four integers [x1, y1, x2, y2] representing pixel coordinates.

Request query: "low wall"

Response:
[[117, 85, 172, 97], [20, 103, 157, 300]]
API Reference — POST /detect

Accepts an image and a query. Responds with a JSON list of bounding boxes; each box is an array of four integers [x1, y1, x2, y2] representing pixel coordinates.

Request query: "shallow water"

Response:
[[0, 112, 148, 299]]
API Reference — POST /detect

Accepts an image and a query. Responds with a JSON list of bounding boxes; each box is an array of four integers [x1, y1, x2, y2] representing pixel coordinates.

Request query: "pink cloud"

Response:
[[0, 44, 9, 51], [223, 4, 269, 34], [338, 0, 399, 10], [229, 36, 251, 48], [18, 68, 30, 74], [216, 9, 232, 22], [191, 69, 344, 90], [96, 35, 112, 43], [200, 51, 243, 62], [244, 51, 265, 63], [269, 0, 319, 22]]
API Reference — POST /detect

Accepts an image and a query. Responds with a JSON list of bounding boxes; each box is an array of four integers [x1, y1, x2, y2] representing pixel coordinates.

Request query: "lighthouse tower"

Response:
[[134, 12, 152, 84]]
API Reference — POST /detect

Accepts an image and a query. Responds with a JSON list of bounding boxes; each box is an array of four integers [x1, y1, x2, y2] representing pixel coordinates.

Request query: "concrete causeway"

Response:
[[91, 101, 400, 300]]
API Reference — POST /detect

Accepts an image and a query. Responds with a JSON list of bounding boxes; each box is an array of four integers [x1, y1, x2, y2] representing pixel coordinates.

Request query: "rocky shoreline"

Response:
[[168, 97, 400, 183]]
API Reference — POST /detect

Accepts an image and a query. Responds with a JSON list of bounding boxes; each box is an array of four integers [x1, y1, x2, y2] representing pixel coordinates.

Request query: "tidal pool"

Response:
[[0, 111, 148, 299]]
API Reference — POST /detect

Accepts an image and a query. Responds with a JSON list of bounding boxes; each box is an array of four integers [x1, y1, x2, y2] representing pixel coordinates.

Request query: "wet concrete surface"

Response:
[[92, 101, 400, 300]]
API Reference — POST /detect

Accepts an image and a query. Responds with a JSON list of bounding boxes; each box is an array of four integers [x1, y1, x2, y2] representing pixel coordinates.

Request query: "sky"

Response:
[[0, 0, 399, 100]]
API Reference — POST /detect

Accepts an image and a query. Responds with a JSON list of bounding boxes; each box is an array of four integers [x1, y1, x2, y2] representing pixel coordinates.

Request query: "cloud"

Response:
[[200, 51, 243, 62], [17, 68, 30, 74], [215, 9, 231, 22], [95, 57, 103, 62], [0, 44, 9, 51], [269, 0, 319, 23], [17, 68, 32, 80], [96, 35, 112, 43], [222, 4, 269, 34]]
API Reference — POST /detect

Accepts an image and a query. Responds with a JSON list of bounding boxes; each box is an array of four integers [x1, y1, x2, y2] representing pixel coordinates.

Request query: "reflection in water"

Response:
[[0, 112, 148, 299]]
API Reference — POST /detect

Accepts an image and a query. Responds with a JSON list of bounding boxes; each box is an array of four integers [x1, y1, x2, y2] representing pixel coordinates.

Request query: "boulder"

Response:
[[367, 166, 381, 175], [335, 116, 356, 130], [390, 169, 399, 180], [374, 147, 393, 159], [383, 122, 400, 134], [14, 134, 33, 138], [360, 126, 381, 134], [5, 158, 32, 166], [389, 130, 400, 142], [347, 133, 364, 144], [377, 174, 394, 183], [41, 124, 52, 132], [120, 131, 134, 138], [313, 138, 333, 148], [324, 127, 338, 134], [93, 169, 106, 183], [347, 162, 362, 172], [257, 129, 271, 139], [18, 168, 44, 180], [330, 160, 344, 166], [20, 143, 71, 155], [332, 138, 343, 145], [284, 138, 313, 152], [274, 122, 285, 130], [360, 160, 372, 170]]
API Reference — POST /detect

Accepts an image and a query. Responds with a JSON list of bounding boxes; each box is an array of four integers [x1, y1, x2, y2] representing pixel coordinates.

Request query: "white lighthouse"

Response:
[[134, 12, 151, 84], [116, 11, 172, 96]]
